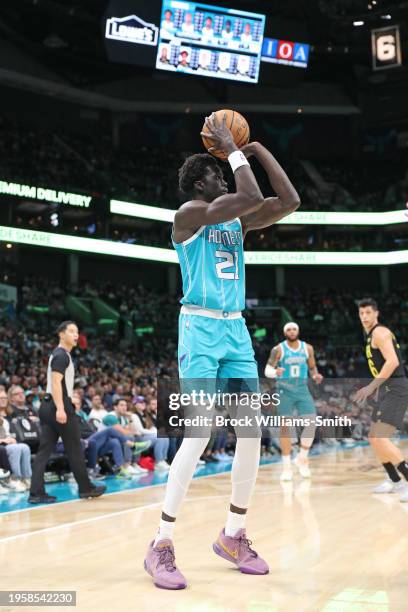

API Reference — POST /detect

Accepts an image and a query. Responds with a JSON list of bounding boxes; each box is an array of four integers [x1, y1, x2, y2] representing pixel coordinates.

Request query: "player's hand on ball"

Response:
[[201, 109, 250, 160], [276, 367, 285, 377], [200, 113, 235, 155]]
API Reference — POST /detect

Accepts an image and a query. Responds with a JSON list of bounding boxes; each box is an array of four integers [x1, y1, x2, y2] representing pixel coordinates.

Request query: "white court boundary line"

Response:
[[0, 457, 284, 517], [0, 466, 240, 518], [0, 480, 378, 545], [0, 445, 378, 518]]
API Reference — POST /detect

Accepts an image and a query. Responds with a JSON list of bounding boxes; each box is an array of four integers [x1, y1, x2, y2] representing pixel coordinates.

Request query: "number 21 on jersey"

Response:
[[215, 250, 239, 280]]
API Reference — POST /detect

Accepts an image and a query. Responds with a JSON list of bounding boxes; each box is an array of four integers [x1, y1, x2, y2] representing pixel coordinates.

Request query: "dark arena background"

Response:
[[0, 0, 408, 610]]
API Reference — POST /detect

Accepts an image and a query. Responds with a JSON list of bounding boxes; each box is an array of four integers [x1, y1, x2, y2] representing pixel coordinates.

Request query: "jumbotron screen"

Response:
[[156, 1, 266, 83], [104, 1, 309, 80]]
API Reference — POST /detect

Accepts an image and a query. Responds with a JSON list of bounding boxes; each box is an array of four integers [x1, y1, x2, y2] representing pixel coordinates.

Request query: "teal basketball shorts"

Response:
[[178, 312, 259, 393], [276, 383, 316, 416]]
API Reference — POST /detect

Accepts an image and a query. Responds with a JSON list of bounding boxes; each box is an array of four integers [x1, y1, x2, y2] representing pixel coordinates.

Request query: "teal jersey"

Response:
[[278, 340, 310, 385], [173, 218, 245, 312]]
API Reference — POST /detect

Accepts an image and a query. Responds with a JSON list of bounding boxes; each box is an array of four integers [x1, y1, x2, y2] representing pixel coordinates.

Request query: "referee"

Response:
[[28, 321, 106, 504]]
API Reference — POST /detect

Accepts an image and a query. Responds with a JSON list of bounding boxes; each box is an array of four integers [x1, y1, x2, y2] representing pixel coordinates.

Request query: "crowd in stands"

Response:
[[78, 281, 179, 330], [312, 160, 408, 212], [4, 276, 179, 338], [0, 116, 184, 203], [17, 277, 408, 354], [1, 276, 407, 496], [1, 115, 408, 215], [8, 275, 408, 348], [277, 286, 408, 352], [6, 276, 408, 356]]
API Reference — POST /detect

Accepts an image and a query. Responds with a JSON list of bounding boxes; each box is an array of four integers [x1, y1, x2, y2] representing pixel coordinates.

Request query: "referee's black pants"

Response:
[[30, 397, 92, 496]]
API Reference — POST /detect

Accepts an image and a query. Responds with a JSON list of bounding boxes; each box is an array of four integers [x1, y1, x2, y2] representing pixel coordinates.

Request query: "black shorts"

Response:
[[371, 378, 408, 428]]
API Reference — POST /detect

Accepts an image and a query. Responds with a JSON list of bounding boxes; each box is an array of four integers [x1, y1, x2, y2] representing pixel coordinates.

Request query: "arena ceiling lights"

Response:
[[1, 225, 408, 266], [110, 199, 408, 226]]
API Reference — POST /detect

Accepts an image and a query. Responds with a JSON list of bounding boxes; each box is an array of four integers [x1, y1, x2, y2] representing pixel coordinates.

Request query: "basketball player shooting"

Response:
[[265, 322, 323, 481], [355, 298, 408, 501], [144, 113, 300, 589]]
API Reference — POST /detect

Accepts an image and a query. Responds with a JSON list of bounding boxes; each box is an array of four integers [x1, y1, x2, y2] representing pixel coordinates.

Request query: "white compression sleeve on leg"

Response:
[[230, 437, 261, 509], [162, 436, 210, 518]]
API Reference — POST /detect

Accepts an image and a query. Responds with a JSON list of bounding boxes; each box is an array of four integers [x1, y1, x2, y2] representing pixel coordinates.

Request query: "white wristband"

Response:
[[228, 150, 250, 173], [265, 365, 277, 379]]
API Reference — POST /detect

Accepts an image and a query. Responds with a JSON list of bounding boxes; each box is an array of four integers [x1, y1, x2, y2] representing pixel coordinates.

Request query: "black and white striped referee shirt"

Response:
[[46, 347, 75, 399]]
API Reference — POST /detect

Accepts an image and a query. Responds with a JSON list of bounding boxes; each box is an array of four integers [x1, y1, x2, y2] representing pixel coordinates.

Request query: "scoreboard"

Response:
[[155, 0, 266, 83], [103, 0, 310, 82]]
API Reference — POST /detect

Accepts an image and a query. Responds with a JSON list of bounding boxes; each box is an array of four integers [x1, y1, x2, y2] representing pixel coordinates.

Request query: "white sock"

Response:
[[154, 518, 175, 546], [282, 455, 292, 470], [299, 447, 309, 460], [225, 510, 246, 537]]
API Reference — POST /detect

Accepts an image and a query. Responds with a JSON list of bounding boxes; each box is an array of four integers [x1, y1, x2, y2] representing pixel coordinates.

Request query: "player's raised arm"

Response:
[[240, 142, 300, 233], [306, 344, 323, 384], [174, 113, 264, 232]]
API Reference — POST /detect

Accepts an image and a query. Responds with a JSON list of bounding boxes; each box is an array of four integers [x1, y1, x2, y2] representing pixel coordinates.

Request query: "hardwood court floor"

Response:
[[1, 444, 408, 612]]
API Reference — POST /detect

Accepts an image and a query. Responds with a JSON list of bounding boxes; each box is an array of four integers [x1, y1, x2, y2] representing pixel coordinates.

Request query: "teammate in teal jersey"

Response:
[[145, 113, 300, 590], [265, 322, 323, 481]]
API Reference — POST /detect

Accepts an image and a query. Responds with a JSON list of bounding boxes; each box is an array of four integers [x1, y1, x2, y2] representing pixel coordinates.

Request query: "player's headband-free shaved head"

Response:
[[283, 322, 299, 333]]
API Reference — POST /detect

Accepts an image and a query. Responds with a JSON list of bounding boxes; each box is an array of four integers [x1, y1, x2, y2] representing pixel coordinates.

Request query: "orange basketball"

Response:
[[202, 109, 250, 161]]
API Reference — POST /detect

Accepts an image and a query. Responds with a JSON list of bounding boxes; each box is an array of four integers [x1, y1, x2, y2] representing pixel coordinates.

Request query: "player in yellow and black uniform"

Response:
[[355, 298, 408, 502]]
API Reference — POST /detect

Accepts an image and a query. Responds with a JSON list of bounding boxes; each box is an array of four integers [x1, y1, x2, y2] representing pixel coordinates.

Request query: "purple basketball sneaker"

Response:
[[213, 528, 269, 575], [144, 539, 187, 590]]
